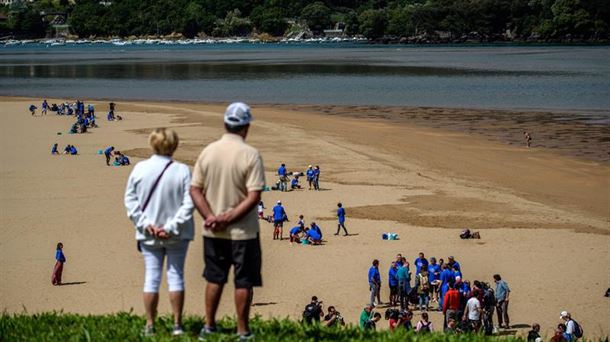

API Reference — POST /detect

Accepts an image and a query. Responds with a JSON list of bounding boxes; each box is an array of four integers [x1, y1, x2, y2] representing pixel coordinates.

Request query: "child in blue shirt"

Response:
[[335, 202, 348, 236], [51, 143, 59, 155]]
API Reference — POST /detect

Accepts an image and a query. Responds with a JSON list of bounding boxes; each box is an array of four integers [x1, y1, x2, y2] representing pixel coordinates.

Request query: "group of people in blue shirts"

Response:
[[368, 253, 464, 312], [275, 164, 321, 192], [51, 143, 78, 155], [266, 200, 348, 244]]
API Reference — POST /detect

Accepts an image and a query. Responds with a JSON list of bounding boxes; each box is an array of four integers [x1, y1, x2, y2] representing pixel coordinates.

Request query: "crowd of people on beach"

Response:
[[41, 100, 586, 341], [363, 253, 508, 335]]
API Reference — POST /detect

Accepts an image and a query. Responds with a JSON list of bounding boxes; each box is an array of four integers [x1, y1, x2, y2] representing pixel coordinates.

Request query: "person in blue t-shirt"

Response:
[[306, 165, 314, 190], [88, 104, 95, 116], [291, 175, 301, 189], [29, 104, 37, 115], [305, 226, 322, 245], [42, 100, 48, 115], [313, 165, 321, 190], [368, 259, 381, 307], [277, 163, 287, 191], [439, 264, 453, 309], [414, 252, 429, 275], [289, 225, 303, 244], [310, 222, 322, 239], [51, 143, 59, 155], [428, 257, 442, 305], [104, 146, 115, 166], [272, 201, 287, 240], [69, 145, 78, 155], [448, 256, 461, 274], [335, 202, 348, 236], [388, 262, 399, 306]]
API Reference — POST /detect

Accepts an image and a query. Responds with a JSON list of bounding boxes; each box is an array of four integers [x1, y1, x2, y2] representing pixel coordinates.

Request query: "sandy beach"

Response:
[[0, 97, 608, 338]]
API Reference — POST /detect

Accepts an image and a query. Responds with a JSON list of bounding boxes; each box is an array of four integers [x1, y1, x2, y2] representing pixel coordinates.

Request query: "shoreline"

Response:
[[5, 96, 608, 164], [1, 97, 608, 338]]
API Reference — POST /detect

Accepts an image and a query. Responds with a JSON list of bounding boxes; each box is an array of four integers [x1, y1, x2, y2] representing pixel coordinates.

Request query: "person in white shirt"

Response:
[[463, 290, 482, 332], [124, 128, 194, 337], [560, 311, 580, 340]]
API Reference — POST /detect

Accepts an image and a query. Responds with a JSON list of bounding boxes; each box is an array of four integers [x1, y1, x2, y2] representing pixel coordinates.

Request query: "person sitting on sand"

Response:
[[115, 151, 131, 166], [51, 143, 59, 155], [104, 146, 115, 166], [272, 200, 286, 240], [291, 175, 301, 190], [415, 312, 434, 333], [51, 242, 66, 286], [62, 144, 72, 154], [323, 306, 345, 327], [304, 225, 322, 245], [446, 318, 458, 334], [69, 145, 78, 155], [359, 305, 374, 330], [528, 323, 542, 342], [364, 312, 382, 331], [29, 104, 37, 115], [310, 221, 322, 239], [289, 224, 303, 244]]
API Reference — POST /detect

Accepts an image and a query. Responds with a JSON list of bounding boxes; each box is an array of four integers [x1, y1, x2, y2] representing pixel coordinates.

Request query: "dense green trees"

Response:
[[1, 0, 608, 40]]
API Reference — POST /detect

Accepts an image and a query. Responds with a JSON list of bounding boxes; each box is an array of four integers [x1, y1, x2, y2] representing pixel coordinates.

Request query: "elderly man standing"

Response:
[[190, 102, 266, 342]]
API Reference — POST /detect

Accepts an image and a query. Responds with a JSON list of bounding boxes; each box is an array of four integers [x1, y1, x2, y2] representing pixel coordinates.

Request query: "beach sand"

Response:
[[0, 98, 608, 338]]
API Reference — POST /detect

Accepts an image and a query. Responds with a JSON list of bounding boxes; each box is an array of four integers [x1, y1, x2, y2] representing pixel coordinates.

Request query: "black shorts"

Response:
[[273, 220, 283, 227], [203, 236, 262, 288], [390, 285, 398, 295]]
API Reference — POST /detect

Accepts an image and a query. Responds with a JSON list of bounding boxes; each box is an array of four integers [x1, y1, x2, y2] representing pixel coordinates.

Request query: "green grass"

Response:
[[0, 312, 598, 342]]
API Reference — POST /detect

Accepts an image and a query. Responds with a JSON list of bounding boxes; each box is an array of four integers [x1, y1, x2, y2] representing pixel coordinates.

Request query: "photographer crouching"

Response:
[[323, 306, 346, 327]]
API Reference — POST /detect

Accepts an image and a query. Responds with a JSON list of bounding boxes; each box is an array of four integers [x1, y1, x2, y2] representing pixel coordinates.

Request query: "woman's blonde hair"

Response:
[[149, 128, 179, 156]]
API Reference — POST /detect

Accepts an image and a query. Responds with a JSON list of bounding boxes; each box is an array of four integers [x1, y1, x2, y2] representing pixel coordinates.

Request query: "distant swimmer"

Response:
[[523, 131, 532, 148]]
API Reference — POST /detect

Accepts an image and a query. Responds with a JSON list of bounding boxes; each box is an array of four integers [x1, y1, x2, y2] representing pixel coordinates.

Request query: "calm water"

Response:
[[1, 43, 609, 116]]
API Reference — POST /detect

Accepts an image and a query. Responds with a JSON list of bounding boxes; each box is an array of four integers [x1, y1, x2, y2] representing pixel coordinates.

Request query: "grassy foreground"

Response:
[[0, 313, 526, 342]]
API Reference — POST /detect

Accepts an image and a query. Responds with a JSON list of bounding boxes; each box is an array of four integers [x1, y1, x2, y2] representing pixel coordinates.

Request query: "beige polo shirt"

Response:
[[191, 133, 265, 240]]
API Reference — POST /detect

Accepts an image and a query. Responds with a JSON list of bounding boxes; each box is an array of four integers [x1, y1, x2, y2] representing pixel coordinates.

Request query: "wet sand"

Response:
[[0, 97, 608, 338]]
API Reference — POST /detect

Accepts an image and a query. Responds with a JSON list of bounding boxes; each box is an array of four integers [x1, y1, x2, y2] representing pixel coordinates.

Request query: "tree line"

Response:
[[2, 0, 608, 41]]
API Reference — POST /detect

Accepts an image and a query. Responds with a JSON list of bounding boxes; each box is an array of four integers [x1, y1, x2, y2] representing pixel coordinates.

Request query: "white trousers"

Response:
[[141, 240, 189, 293]]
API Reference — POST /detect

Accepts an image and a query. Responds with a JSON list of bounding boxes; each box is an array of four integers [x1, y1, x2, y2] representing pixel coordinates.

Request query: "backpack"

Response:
[[419, 321, 431, 333], [302, 303, 318, 323], [572, 320, 583, 338]]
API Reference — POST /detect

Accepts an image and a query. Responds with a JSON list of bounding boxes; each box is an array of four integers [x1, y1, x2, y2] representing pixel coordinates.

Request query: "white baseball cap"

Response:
[[224, 102, 252, 126], [560, 311, 569, 318], [277, 200, 281, 204]]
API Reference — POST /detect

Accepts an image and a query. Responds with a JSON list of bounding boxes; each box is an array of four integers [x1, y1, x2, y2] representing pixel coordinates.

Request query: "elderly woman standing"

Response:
[[124, 128, 194, 337]]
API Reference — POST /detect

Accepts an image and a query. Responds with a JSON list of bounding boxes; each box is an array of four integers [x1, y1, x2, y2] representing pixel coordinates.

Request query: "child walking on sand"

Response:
[[51, 242, 66, 286]]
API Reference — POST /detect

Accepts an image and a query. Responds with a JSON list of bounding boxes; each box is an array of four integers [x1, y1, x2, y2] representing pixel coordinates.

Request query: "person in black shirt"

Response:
[[323, 306, 345, 327]]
